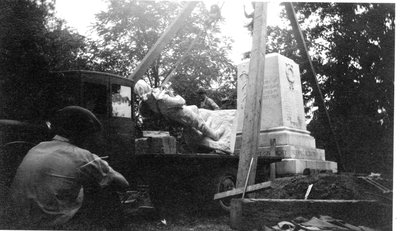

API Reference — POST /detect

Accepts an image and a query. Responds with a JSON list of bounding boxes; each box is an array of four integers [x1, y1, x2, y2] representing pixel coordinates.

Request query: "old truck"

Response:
[[0, 70, 281, 211]]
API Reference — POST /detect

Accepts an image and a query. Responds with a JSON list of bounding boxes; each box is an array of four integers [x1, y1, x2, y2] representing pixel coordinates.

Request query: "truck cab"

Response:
[[0, 70, 136, 182], [47, 70, 137, 174]]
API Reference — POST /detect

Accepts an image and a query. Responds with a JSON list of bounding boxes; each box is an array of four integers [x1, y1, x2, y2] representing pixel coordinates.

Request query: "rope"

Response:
[[284, 3, 345, 170]]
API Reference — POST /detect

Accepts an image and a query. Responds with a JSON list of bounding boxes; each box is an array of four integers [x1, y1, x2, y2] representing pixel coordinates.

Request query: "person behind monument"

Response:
[[134, 79, 224, 141], [197, 87, 220, 110], [10, 106, 134, 229]]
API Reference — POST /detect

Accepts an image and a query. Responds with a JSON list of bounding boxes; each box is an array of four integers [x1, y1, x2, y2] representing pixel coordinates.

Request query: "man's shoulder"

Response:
[[205, 97, 216, 103], [35, 140, 92, 158]]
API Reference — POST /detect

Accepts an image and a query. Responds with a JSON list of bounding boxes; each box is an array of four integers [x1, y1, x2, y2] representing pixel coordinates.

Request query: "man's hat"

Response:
[[51, 106, 102, 138], [197, 87, 206, 94]]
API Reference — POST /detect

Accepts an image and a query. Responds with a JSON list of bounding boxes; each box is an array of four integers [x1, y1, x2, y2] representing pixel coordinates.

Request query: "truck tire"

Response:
[[214, 167, 238, 212]]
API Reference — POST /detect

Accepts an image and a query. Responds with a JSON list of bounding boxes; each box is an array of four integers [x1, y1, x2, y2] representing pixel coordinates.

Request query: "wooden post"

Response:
[[236, 2, 268, 188], [129, 1, 198, 85], [229, 199, 243, 230]]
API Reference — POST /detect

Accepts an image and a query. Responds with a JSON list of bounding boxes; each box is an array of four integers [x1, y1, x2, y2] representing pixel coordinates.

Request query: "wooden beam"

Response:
[[229, 199, 242, 230], [129, 1, 198, 85], [240, 199, 378, 203], [236, 2, 268, 188], [214, 181, 271, 200]]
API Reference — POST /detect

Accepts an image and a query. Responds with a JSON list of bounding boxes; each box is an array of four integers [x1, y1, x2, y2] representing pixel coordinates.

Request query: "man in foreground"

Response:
[[11, 106, 130, 229]]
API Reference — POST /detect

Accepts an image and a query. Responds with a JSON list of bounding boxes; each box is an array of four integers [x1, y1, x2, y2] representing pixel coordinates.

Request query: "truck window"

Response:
[[111, 84, 132, 118], [83, 82, 107, 115]]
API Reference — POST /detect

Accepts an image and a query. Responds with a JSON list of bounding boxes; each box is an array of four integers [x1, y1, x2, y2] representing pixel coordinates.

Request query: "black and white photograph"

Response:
[[0, 0, 396, 230]]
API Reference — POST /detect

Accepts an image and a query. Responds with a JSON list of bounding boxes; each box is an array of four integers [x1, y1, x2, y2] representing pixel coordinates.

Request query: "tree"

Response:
[[88, 0, 236, 106], [0, 0, 90, 120], [272, 3, 394, 173]]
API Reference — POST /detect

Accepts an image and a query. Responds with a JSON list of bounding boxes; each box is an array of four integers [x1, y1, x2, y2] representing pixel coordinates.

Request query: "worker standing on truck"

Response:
[[10, 106, 130, 229], [135, 80, 225, 141], [197, 87, 220, 110]]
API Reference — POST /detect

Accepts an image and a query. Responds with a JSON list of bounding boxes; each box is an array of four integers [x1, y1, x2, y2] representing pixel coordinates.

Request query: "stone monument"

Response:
[[234, 53, 337, 175]]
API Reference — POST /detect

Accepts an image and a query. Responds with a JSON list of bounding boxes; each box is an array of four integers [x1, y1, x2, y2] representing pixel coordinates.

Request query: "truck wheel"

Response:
[[215, 167, 238, 211]]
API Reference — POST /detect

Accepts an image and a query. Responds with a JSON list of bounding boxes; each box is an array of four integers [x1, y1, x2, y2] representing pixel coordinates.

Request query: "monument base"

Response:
[[235, 127, 318, 150], [276, 158, 338, 176], [234, 145, 325, 160]]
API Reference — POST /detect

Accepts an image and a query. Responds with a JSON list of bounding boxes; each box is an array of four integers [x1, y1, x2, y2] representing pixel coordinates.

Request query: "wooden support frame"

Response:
[[236, 2, 268, 188], [129, 1, 198, 85], [214, 181, 271, 200]]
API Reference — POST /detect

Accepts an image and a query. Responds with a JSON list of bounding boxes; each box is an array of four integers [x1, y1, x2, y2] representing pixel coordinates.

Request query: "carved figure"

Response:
[[134, 80, 224, 141]]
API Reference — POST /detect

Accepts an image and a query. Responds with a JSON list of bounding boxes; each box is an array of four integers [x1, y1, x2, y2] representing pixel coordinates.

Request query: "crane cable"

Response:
[[161, 2, 225, 88], [284, 2, 345, 171]]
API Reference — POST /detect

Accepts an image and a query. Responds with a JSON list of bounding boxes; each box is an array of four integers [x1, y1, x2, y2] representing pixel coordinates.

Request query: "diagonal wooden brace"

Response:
[[214, 181, 271, 200]]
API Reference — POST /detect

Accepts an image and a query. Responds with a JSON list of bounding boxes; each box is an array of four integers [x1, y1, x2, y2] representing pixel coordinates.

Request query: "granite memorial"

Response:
[[234, 53, 337, 175]]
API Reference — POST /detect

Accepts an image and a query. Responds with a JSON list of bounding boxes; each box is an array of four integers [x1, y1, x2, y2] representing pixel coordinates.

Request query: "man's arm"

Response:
[[107, 168, 129, 191], [79, 155, 129, 190], [207, 98, 220, 110]]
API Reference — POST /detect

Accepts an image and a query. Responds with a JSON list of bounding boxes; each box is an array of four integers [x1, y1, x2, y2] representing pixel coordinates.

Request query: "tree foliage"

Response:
[[87, 0, 236, 107], [268, 3, 394, 173], [0, 0, 90, 120]]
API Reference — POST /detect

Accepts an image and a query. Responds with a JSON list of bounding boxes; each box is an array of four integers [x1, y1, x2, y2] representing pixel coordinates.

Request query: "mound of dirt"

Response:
[[257, 173, 392, 202]]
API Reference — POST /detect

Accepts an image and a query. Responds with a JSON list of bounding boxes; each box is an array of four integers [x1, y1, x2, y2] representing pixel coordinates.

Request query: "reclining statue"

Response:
[[134, 80, 225, 142]]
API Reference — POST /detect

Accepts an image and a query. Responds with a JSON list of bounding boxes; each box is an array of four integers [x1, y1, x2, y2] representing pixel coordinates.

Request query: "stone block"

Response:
[[135, 138, 149, 155], [276, 159, 338, 175], [235, 128, 316, 150], [233, 145, 325, 160], [236, 53, 307, 133], [135, 131, 176, 154]]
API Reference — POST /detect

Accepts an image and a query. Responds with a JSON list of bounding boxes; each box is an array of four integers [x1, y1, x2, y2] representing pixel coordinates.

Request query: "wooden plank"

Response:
[[214, 181, 271, 200], [236, 2, 268, 188], [241, 198, 378, 203], [229, 199, 242, 230], [129, 2, 198, 84], [161, 32, 202, 87]]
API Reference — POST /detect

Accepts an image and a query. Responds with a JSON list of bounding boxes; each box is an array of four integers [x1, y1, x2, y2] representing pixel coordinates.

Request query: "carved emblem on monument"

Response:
[[285, 63, 295, 90]]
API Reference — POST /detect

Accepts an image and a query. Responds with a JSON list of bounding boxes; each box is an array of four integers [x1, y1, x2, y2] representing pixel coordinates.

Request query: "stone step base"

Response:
[[234, 145, 325, 160], [235, 128, 316, 150], [275, 158, 337, 176]]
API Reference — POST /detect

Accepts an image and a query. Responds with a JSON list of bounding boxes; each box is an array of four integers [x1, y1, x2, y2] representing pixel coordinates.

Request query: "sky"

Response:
[[54, 0, 284, 64]]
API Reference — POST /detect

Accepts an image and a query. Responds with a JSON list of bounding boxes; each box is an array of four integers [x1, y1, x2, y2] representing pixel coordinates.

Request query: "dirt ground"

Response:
[[125, 173, 392, 231], [0, 172, 393, 230]]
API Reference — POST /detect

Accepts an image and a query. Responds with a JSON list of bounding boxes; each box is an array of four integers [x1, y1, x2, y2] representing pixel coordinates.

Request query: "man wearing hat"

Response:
[[10, 106, 130, 229], [197, 87, 220, 110]]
